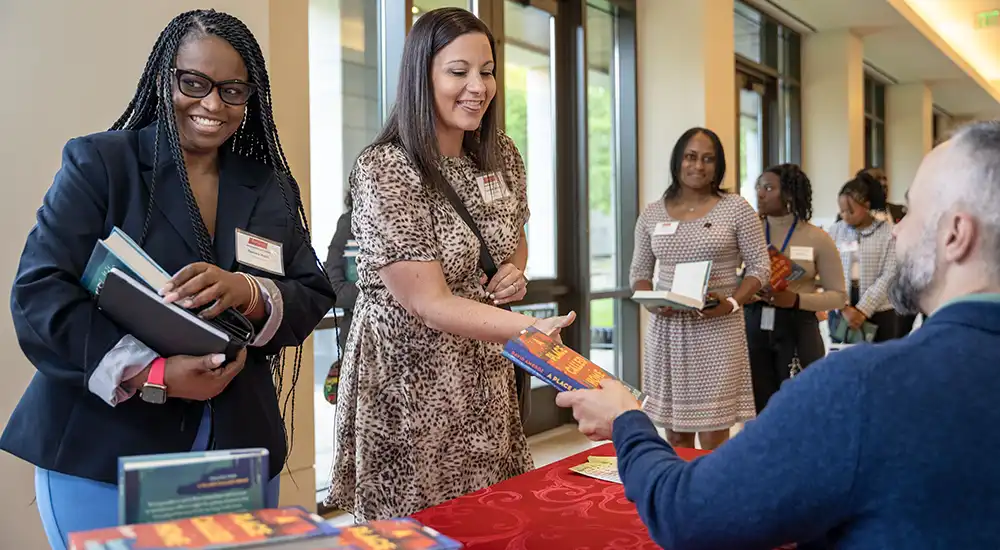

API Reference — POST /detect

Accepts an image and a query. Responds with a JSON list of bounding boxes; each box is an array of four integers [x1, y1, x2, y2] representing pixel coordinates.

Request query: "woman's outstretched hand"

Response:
[[532, 311, 577, 343]]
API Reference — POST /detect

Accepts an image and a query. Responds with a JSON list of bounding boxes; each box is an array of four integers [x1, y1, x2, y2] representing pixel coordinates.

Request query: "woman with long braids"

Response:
[[746, 164, 846, 413], [0, 10, 334, 548]]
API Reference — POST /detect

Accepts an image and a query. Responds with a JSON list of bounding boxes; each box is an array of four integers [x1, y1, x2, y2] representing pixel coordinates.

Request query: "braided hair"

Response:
[[763, 163, 813, 221], [839, 171, 888, 212], [112, 9, 317, 460]]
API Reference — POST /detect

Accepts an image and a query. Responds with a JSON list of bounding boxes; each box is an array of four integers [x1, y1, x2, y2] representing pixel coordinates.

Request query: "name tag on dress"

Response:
[[839, 241, 859, 254], [235, 228, 285, 276], [476, 172, 510, 204], [654, 222, 679, 236], [761, 306, 776, 331], [789, 246, 813, 262]]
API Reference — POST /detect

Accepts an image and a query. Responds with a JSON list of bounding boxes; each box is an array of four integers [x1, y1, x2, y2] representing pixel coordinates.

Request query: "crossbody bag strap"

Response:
[[440, 182, 505, 293]]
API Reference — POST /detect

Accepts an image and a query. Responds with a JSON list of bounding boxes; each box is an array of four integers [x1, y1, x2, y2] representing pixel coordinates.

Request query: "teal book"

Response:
[[81, 227, 171, 295], [344, 239, 359, 283], [118, 448, 269, 525], [830, 312, 878, 344]]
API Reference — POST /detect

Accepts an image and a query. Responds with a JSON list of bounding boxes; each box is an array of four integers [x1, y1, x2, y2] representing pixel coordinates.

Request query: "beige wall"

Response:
[[886, 83, 933, 203], [0, 1, 316, 546], [636, 0, 737, 207]]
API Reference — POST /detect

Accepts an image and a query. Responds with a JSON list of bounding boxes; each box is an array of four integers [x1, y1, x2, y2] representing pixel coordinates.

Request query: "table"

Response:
[[411, 442, 709, 549]]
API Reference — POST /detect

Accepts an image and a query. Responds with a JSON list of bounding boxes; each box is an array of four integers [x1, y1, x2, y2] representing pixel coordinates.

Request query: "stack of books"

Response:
[[82, 227, 251, 361], [68, 509, 463, 549]]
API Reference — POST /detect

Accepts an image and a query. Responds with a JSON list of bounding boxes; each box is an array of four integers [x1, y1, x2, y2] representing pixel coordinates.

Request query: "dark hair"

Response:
[[665, 127, 727, 200], [368, 7, 500, 193], [763, 163, 813, 221], [856, 167, 886, 182], [111, 9, 315, 458], [839, 171, 887, 211]]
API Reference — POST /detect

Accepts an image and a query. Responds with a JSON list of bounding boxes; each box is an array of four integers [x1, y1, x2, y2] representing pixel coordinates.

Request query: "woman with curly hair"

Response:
[[747, 164, 846, 412]]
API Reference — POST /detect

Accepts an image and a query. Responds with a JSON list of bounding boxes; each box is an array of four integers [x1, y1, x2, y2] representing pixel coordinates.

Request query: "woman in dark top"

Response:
[[325, 206, 359, 352], [1, 10, 334, 548]]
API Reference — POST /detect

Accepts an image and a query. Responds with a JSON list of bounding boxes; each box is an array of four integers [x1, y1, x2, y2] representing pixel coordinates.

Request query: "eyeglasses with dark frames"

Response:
[[170, 68, 256, 106]]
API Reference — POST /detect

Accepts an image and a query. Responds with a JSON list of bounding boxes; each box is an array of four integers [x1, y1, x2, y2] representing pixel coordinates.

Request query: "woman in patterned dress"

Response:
[[327, 8, 574, 521], [629, 127, 770, 450]]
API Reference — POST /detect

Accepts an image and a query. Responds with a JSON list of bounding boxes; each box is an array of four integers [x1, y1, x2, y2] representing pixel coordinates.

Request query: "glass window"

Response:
[[412, 0, 471, 26], [735, 2, 801, 171], [504, 0, 557, 280], [587, 4, 617, 292], [734, 3, 762, 63], [739, 84, 764, 210], [589, 298, 616, 374], [863, 75, 886, 169], [308, 0, 382, 506]]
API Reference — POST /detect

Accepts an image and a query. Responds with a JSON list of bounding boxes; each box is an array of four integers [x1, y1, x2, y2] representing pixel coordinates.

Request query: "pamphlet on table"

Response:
[[569, 456, 622, 485]]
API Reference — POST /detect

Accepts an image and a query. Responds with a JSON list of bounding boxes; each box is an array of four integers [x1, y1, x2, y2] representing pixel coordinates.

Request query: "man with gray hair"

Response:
[[555, 120, 1000, 549]]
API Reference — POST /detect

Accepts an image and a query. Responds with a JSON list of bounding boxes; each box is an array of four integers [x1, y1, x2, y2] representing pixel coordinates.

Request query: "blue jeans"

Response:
[[35, 408, 280, 550]]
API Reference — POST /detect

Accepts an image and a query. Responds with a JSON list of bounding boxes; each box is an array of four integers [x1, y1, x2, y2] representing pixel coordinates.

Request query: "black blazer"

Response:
[[1, 124, 335, 483], [323, 211, 358, 352]]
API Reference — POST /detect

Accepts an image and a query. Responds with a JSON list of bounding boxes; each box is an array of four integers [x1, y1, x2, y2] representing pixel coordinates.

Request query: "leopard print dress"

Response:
[[326, 132, 534, 521]]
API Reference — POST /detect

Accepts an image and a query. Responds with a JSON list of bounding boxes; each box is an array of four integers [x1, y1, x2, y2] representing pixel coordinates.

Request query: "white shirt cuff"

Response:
[[250, 276, 283, 347], [87, 335, 158, 406]]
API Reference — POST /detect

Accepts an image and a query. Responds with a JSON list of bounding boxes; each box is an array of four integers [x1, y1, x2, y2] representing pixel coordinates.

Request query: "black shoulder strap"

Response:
[[439, 182, 501, 280]]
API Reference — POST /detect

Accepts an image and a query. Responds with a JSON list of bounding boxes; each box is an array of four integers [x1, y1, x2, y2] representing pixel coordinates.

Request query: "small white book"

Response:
[[631, 260, 713, 310]]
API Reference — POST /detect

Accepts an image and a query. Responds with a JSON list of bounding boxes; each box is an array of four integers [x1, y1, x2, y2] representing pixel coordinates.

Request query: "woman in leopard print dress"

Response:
[[326, 8, 574, 521]]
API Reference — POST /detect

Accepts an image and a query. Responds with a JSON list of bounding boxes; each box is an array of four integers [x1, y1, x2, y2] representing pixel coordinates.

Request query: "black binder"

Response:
[[97, 268, 251, 361]]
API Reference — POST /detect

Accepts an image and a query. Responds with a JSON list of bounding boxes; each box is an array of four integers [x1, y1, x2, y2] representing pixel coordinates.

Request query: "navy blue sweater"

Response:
[[613, 298, 1000, 549]]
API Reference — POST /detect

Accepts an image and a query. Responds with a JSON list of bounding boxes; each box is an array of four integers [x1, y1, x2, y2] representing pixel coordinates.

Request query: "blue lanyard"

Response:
[[765, 217, 797, 254]]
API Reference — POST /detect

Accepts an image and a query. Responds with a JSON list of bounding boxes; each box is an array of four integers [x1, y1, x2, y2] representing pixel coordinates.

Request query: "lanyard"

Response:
[[765, 217, 797, 254]]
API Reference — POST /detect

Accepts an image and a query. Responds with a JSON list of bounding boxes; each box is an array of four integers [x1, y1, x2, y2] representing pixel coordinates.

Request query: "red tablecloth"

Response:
[[411, 442, 709, 549]]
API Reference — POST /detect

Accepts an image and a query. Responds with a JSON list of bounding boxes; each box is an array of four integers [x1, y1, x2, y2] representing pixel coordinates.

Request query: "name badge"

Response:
[[789, 246, 814, 262], [235, 229, 285, 276], [761, 306, 776, 331], [840, 240, 859, 254], [476, 172, 510, 204], [654, 222, 680, 236]]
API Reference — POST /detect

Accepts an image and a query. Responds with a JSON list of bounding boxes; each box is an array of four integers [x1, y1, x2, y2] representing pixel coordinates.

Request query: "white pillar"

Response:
[[801, 30, 865, 227], [886, 83, 933, 203], [636, 0, 736, 205]]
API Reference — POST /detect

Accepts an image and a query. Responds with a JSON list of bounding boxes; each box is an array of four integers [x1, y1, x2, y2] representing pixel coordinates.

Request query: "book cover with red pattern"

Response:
[[68, 506, 337, 550], [502, 327, 646, 406]]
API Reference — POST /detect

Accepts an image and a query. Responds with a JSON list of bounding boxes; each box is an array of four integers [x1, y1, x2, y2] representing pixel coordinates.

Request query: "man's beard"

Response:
[[889, 232, 937, 316]]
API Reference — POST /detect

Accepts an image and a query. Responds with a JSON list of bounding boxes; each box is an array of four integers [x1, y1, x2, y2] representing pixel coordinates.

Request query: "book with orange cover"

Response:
[[208, 518, 463, 550], [329, 519, 462, 549], [68, 506, 337, 550], [502, 327, 647, 406], [767, 246, 806, 292]]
